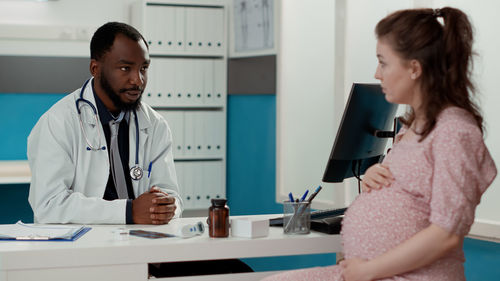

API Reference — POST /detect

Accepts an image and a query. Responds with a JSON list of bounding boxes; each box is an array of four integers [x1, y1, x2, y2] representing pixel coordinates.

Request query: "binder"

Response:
[[184, 59, 195, 106], [174, 161, 187, 207], [203, 60, 215, 105], [174, 7, 186, 52], [162, 6, 177, 53], [184, 111, 196, 156], [183, 162, 195, 209], [204, 8, 214, 54], [193, 7, 204, 53], [173, 58, 185, 106], [192, 59, 204, 105], [155, 59, 166, 107], [143, 60, 156, 106], [214, 111, 225, 155], [158, 110, 184, 158], [185, 7, 196, 53], [213, 59, 226, 106], [213, 8, 225, 53], [163, 58, 176, 106], [193, 111, 205, 156], [0, 221, 91, 241], [145, 5, 159, 54], [193, 162, 205, 208]]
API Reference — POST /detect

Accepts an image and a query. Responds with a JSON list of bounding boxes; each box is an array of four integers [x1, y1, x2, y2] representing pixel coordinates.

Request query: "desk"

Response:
[[0, 215, 341, 281]]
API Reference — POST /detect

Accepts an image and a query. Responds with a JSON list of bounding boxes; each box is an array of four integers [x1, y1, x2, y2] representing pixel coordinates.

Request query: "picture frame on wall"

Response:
[[229, 0, 279, 58]]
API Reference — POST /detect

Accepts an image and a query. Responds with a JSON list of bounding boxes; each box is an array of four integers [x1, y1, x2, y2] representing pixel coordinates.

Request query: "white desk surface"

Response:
[[0, 215, 341, 281]]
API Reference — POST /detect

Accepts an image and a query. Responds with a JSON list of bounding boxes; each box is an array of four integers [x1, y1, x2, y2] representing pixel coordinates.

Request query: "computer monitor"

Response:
[[322, 83, 399, 183]]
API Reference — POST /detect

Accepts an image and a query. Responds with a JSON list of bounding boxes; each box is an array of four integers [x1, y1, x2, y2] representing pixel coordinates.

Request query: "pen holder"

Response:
[[283, 201, 311, 235]]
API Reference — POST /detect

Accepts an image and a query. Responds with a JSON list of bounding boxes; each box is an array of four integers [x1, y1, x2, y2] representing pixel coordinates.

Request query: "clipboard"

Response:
[[0, 221, 91, 241]]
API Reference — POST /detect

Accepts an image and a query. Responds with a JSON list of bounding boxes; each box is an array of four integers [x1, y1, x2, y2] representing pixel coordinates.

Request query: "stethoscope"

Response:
[[75, 79, 144, 180]]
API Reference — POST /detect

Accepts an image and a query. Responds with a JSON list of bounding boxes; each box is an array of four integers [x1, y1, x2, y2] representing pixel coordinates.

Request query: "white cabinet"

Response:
[[132, 0, 227, 210]]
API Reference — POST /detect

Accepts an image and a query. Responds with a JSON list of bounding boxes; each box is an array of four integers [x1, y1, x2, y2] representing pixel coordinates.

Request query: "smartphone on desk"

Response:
[[129, 230, 175, 239]]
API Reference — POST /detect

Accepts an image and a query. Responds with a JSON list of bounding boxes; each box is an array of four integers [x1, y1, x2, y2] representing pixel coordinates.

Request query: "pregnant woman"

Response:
[[263, 7, 496, 281]]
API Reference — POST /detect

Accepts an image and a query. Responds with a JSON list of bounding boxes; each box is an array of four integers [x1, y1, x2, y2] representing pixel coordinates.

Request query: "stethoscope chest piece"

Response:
[[130, 166, 143, 180]]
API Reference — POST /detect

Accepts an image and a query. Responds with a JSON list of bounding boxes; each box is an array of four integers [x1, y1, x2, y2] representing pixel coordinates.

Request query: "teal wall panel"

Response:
[[0, 93, 66, 160], [0, 184, 33, 224]]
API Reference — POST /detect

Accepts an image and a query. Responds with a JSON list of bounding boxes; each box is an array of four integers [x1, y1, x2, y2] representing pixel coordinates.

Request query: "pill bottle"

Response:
[[208, 198, 229, 238]]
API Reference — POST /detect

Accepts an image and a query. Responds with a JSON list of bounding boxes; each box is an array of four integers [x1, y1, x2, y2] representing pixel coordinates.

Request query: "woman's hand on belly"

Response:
[[362, 164, 394, 192], [340, 258, 376, 281]]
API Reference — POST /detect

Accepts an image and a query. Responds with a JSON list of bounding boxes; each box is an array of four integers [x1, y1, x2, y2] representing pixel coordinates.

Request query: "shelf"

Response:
[[152, 105, 224, 110], [0, 160, 31, 184], [174, 156, 223, 161]]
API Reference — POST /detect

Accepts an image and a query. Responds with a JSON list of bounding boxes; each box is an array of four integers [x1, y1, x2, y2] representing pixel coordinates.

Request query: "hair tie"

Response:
[[432, 8, 442, 17]]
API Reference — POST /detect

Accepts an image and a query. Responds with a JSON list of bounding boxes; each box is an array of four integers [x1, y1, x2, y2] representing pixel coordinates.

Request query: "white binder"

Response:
[[159, 110, 184, 158], [193, 111, 205, 156], [184, 111, 196, 156], [154, 60, 165, 107], [192, 162, 205, 208], [191, 59, 204, 105], [206, 161, 224, 201], [203, 60, 215, 105], [161, 58, 175, 106], [213, 59, 226, 106], [162, 6, 177, 53], [183, 59, 195, 106], [173, 58, 185, 106], [185, 7, 196, 53], [174, 161, 185, 205], [144, 5, 159, 54], [214, 111, 225, 156], [213, 7, 225, 54], [143, 60, 156, 107], [174, 7, 186, 52], [202, 111, 215, 157]]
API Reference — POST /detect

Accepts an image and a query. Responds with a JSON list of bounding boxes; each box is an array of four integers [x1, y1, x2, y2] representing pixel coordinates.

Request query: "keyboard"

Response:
[[269, 207, 347, 226]]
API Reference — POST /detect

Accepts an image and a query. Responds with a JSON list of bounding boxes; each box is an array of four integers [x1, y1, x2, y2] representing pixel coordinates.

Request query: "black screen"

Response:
[[322, 83, 398, 183]]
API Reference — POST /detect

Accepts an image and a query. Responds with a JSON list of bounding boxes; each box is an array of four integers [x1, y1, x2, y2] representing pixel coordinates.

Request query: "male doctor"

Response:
[[27, 22, 183, 224]]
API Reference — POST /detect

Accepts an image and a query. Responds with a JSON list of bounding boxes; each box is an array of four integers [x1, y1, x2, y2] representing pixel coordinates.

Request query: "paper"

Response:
[[0, 221, 86, 240]]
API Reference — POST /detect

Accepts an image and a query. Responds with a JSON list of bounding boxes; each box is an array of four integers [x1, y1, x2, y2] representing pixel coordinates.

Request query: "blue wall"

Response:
[[1, 93, 500, 279], [0, 93, 66, 160]]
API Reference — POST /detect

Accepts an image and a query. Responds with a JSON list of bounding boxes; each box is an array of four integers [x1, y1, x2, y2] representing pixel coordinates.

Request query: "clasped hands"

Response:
[[132, 186, 176, 224]]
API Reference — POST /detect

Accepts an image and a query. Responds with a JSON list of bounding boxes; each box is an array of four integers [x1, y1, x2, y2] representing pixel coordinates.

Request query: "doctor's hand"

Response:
[[361, 164, 394, 193], [132, 187, 177, 224]]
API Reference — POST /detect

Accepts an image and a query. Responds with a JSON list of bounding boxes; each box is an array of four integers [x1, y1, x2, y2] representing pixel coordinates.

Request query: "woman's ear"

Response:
[[409, 59, 422, 80]]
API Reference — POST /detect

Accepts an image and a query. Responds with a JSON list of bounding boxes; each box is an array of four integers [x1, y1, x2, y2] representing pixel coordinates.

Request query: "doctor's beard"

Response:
[[100, 71, 142, 111]]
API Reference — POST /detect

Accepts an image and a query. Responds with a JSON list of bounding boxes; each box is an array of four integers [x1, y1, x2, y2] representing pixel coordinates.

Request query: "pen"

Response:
[[299, 190, 309, 202], [306, 185, 322, 203], [147, 161, 153, 178], [288, 192, 295, 202]]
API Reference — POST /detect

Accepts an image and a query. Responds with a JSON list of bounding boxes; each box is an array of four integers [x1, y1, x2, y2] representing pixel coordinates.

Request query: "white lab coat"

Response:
[[28, 78, 183, 224]]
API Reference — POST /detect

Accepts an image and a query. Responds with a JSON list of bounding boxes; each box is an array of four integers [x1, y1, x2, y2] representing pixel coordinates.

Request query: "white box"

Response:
[[230, 218, 269, 238]]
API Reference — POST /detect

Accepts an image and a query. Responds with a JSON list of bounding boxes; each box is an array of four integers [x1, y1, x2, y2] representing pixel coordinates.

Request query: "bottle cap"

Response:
[[211, 198, 227, 207]]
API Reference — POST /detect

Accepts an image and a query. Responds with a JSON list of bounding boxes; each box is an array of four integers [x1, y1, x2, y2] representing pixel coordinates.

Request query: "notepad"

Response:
[[0, 221, 90, 241]]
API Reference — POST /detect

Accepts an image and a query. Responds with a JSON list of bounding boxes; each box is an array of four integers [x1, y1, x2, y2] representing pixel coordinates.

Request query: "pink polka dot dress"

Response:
[[263, 107, 497, 281]]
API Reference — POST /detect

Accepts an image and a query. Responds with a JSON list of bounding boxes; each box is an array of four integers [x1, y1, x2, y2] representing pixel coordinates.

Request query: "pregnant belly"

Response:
[[341, 188, 430, 259]]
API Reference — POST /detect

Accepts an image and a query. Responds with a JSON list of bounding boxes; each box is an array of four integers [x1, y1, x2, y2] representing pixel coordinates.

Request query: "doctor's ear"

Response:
[[89, 59, 100, 77]]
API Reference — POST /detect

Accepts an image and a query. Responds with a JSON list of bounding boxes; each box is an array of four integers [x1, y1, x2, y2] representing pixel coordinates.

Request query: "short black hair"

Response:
[[90, 22, 149, 61]]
